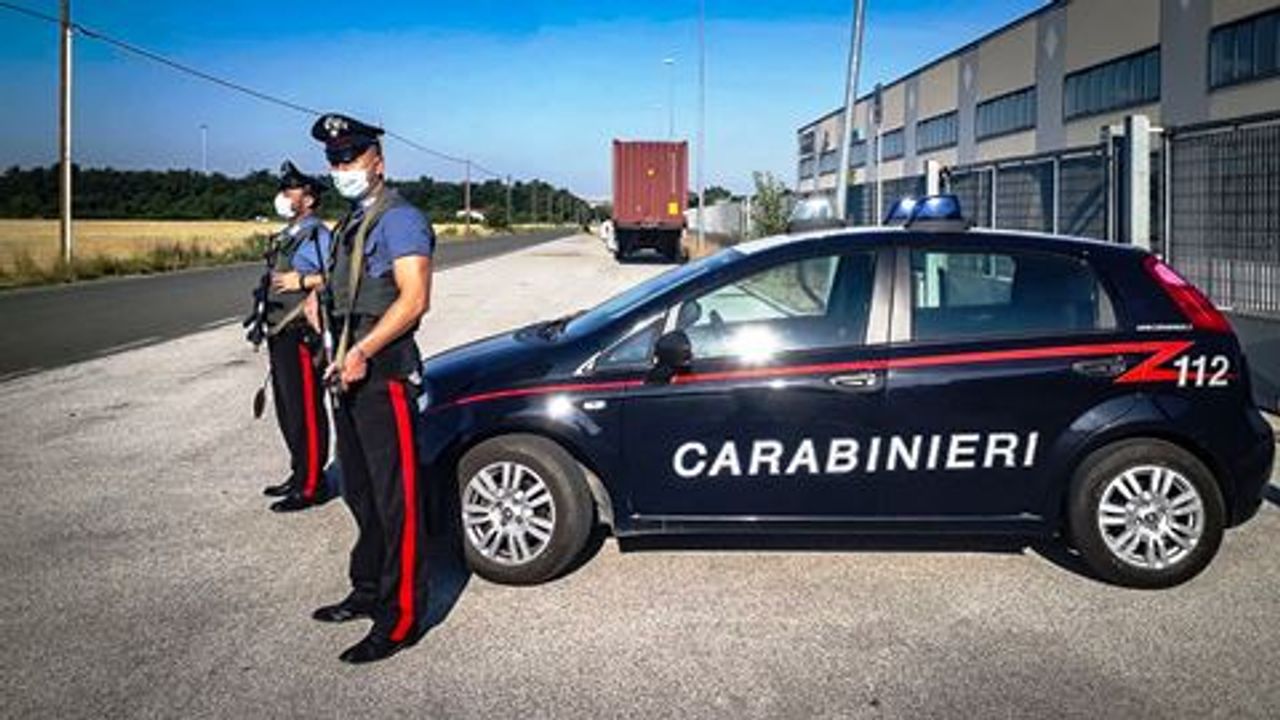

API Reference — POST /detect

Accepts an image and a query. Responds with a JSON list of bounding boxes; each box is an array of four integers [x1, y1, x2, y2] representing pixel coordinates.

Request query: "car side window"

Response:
[[677, 252, 876, 361], [910, 248, 1116, 342], [595, 317, 662, 371]]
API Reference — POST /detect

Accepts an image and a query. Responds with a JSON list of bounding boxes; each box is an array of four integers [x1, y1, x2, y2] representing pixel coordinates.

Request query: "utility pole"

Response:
[[200, 124, 208, 174], [531, 183, 537, 224], [505, 175, 513, 229], [58, 0, 73, 269], [464, 159, 472, 235], [873, 83, 883, 222], [835, 0, 867, 221], [696, 0, 706, 254], [663, 57, 676, 139]]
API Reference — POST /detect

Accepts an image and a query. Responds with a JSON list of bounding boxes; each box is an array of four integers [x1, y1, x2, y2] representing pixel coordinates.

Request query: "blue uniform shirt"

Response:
[[348, 193, 436, 277], [288, 214, 332, 274]]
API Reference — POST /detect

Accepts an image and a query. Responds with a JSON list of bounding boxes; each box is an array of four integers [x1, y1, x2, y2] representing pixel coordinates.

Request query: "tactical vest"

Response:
[[329, 189, 409, 320], [264, 224, 318, 327]]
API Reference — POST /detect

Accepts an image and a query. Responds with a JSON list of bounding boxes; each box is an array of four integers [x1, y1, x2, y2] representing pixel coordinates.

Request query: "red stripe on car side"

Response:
[[447, 340, 1194, 407]]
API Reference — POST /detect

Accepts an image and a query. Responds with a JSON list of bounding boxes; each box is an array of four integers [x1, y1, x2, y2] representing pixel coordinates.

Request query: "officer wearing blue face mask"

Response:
[[258, 160, 333, 513], [307, 113, 435, 664]]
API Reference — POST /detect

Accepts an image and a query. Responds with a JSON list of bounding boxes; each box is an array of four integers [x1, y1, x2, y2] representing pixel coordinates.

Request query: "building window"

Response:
[[849, 140, 867, 168], [818, 150, 839, 174], [916, 111, 958, 152], [880, 128, 905, 161], [799, 131, 816, 157], [1064, 47, 1160, 119], [799, 157, 816, 179], [976, 87, 1036, 140], [1210, 9, 1280, 89]]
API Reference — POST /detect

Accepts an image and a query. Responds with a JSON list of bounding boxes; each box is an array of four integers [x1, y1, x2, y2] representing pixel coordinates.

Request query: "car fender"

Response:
[[433, 404, 623, 531]]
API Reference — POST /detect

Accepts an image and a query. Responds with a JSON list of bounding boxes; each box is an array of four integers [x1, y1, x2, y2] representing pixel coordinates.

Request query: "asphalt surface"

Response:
[[0, 227, 573, 380], [2, 234, 1279, 719]]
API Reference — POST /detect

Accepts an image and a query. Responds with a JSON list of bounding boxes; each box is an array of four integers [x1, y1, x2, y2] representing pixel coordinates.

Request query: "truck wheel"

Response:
[[457, 434, 595, 585], [1067, 438, 1225, 589]]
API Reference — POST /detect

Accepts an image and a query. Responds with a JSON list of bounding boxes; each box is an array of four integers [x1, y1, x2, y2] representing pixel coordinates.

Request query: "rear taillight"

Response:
[[1143, 255, 1233, 334]]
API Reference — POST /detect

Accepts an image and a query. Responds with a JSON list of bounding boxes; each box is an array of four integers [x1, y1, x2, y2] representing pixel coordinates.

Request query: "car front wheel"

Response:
[[1067, 438, 1226, 589], [457, 434, 594, 585]]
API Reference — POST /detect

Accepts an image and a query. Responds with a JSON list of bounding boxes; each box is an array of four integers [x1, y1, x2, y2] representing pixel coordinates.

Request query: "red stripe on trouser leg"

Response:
[[388, 380, 419, 642], [298, 343, 321, 499]]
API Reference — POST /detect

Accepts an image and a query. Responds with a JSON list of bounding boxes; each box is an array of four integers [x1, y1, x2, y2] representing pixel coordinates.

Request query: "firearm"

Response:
[[246, 233, 282, 418], [243, 233, 282, 350]]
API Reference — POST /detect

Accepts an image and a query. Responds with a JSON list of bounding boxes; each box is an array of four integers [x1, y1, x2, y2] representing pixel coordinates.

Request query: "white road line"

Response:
[[200, 316, 239, 330], [95, 335, 162, 357]]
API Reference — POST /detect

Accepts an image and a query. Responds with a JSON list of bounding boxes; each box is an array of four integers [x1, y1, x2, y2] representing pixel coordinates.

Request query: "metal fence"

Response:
[[1166, 113, 1280, 320], [944, 145, 1111, 239], [839, 113, 1278, 321], [847, 175, 926, 226]]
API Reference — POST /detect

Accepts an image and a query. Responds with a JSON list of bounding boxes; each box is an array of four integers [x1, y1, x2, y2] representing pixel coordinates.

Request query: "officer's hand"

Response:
[[271, 271, 302, 293], [337, 347, 369, 388], [302, 292, 321, 333]]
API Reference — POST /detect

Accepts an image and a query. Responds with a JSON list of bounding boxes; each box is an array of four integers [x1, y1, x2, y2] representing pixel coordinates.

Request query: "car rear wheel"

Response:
[[457, 434, 594, 585], [1067, 438, 1225, 589]]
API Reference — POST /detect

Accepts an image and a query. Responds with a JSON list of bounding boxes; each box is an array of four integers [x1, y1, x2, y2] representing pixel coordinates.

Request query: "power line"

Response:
[[0, 0, 523, 185], [76, 24, 325, 118]]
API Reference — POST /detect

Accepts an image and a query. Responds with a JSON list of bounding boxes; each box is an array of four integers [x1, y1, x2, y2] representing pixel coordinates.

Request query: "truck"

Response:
[[611, 140, 688, 263]]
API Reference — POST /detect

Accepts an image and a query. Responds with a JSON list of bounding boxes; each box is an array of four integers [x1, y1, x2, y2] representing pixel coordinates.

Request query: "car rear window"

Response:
[[910, 248, 1116, 342]]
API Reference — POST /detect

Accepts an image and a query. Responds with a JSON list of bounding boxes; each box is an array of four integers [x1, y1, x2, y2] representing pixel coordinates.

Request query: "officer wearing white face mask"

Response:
[[256, 160, 334, 512], [308, 113, 435, 664]]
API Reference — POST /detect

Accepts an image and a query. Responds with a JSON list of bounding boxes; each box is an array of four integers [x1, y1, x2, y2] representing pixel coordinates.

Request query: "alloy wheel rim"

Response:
[[463, 461, 556, 566], [1096, 464, 1203, 571]]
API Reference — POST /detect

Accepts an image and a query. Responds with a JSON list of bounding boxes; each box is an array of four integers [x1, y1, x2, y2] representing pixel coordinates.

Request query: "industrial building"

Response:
[[795, 0, 1280, 408], [798, 0, 1280, 203]]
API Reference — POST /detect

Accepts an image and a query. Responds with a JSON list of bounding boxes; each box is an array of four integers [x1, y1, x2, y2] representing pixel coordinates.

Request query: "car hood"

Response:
[[422, 325, 566, 406]]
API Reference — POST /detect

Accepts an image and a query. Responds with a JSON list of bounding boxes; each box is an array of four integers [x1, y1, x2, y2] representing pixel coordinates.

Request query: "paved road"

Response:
[[0, 228, 573, 379], [2, 234, 1278, 718]]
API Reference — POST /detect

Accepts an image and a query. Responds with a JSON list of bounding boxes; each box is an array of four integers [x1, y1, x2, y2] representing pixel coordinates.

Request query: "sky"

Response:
[[0, 0, 1043, 198]]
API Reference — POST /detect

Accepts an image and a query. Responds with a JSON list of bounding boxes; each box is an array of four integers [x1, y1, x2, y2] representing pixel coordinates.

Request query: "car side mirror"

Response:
[[648, 330, 692, 383]]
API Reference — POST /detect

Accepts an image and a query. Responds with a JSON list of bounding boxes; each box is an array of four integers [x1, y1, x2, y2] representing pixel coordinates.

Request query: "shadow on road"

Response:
[[617, 533, 1029, 554], [614, 532, 1109, 585], [1264, 483, 1280, 509], [424, 479, 471, 630], [615, 250, 682, 266]]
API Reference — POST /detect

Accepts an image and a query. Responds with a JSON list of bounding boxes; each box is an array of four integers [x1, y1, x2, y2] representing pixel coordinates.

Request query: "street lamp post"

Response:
[[696, 0, 706, 254], [835, 0, 867, 221], [663, 57, 676, 139]]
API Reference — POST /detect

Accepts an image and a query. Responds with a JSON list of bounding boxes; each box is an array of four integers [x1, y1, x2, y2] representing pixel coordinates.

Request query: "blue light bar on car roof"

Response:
[[884, 194, 969, 230]]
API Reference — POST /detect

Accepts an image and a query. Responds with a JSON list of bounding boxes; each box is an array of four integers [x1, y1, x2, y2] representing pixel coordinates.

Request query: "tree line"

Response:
[[0, 165, 594, 227]]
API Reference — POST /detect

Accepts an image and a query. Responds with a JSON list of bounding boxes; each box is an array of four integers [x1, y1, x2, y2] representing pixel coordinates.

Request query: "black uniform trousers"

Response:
[[332, 338, 430, 642], [267, 324, 329, 499]]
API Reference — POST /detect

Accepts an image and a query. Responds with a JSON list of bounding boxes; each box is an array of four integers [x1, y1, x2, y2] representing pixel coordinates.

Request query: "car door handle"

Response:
[[1071, 355, 1128, 378], [828, 371, 883, 392]]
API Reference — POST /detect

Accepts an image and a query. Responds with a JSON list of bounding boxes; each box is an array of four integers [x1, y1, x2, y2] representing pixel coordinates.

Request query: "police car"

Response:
[[419, 195, 1274, 589]]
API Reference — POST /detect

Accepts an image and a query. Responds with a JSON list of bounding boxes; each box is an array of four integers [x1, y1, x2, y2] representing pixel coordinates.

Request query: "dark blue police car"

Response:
[[419, 196, 1274, 589]]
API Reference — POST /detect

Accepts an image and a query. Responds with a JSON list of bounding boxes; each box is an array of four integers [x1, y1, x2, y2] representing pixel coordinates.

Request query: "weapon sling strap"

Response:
[[334, 191, 393, 369]]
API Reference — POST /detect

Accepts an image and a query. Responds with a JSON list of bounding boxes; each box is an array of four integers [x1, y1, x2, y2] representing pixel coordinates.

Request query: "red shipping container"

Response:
[[612, 140, 688, 231]]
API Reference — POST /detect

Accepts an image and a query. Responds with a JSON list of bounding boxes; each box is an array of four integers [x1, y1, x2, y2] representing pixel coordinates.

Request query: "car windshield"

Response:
[[564, 249, 740, 337]]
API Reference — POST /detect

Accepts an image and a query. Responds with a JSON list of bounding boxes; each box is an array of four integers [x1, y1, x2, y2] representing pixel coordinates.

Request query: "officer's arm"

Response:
[[353, 255, 432, 358]]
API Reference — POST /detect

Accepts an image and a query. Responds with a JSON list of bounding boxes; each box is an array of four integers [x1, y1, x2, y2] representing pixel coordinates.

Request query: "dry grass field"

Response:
[[0, 220, 568, 287], [0, 219, 270, 272]]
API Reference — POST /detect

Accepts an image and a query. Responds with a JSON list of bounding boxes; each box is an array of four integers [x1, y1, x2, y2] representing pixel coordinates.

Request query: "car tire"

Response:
[[1067, 438, 1225, 589], [457, 434, 595, 585]]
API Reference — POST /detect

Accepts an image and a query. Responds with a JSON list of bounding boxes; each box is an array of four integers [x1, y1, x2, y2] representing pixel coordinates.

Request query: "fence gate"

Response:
[[1165, 113, 1280, 321]]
